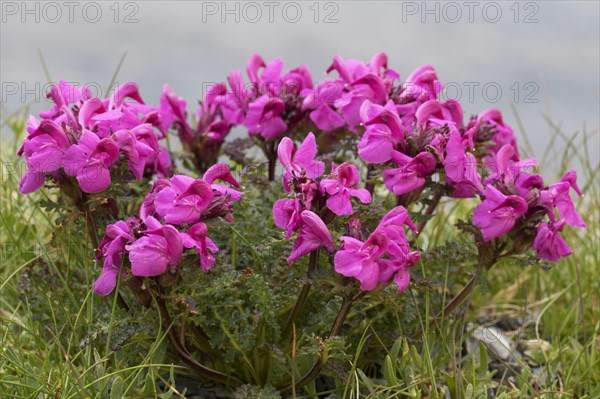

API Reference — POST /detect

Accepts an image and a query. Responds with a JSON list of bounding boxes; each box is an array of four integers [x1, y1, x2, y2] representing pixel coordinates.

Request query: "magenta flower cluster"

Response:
[[18, 81, 172, 194], [158, 54, 314, 148], [273, 133, 419, 293], [473, 146, 585, 261], [94, 163, 242, 295], [19, 51, 587, 301]]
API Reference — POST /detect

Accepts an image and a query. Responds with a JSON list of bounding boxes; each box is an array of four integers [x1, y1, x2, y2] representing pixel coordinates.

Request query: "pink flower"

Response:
[[277, 132, 325, 191], [320, 162, 371, 215], [375, 207, 420, 291], [444, 128, 484, 198], [401, 65, 441, 102], [203, 82, 244, 127], [375, 206, 420, 293], [378, 252, 420, 293], [383, 151, 436, 195], [376, 206, 418, 235], [532, 219, 572, 262], [108, 82, 145, 110], [335, 76, 387, 128], [39, 80, 91, 121], [247, 54, 283, 94], [281, 64, 314, 96], [287, 211, 335, 263], [140, 179, 170, 220], [394, 65, 442, 124], [478, 109, 518, 159], [473, 186, 529, 241], [244, 95, 287, 139], [301, 79, 345, 131], [128, 123, 172, 178], [323, 53, 399, 130], [180, 222, 219, 271], [547, 175, 586, 228], [114, 129, 155, 180], [159, 84, 194, 143], [415, 99, 463, 129], [62, 131, 119, 193], [334, 231, 388, 291], [358, 100, 405, 164], [126, 216, 183, 276], [335, 206, 420, 292], [18, 120, 71, 194], [485, 145, 542, 199], [203, 163, 243, 201], [94, 219, 136, 296], [154, 175, 214, 225], [273, 198, 304, 239]]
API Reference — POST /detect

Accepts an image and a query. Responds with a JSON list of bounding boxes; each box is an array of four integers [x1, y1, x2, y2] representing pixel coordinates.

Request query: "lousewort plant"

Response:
[[17, 52, 586, 395]]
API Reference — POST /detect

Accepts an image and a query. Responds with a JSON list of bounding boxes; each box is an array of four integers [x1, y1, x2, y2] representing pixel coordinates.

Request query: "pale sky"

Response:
[[2, 0, 599, 175]]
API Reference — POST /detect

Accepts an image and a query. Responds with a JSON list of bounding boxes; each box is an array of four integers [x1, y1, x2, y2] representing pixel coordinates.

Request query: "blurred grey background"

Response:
[[2, 0, 599, 175]]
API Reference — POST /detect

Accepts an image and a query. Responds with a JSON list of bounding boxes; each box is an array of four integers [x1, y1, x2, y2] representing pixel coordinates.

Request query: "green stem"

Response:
[[153, 287, 242, 387], [427, 272, 479, 332], [282, 250, 319, 337], [279, 293, 355, 393], [416, 192, 442, 236], [419, 242, 497, 336], [365, 164, 375, 195]]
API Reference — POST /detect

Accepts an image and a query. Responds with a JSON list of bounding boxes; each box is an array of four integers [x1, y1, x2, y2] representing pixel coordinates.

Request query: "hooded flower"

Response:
[[125, 216, 183, 276], [532, 219, 572, 262], [444, 128, 484, 198], [334, 231, 388, 291], [375, 207, 420, 292], [301, 79, 345, 131], [325, 53, 397, 129], [320, 162, 371, 215], [287, 211, 335, 263], [203, 82, 244, 127], [94, 219, 137, 296], [394, 65, 442, 124], [484, 145, 542, 199], [114, 129, 155, 180], [159, 84, 194, 143], [203, 163, 243, 201], [473, 186, 529, 241], [545, 173, 586, 228], [383, 151, 436, 196], [415, 99, 463, 129], [378, 252, 420, 293], [273, 198, 304, 239], [180, 222, 219, 271], [241, 54, 314, 139], [335, 206, 420, 292], [278, 132, 325, 191], [358, 100, 405, 164], [154, 175, 214, 225], [62, 131, 119, 193], [477, 109, 518, 159], [244, 95, 287, 139], [39, 80, 91, 121], [18, 120, 71, 194]]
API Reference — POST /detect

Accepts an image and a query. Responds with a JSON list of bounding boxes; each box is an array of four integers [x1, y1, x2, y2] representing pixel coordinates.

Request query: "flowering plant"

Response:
[[17, 53, 586, 395]]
